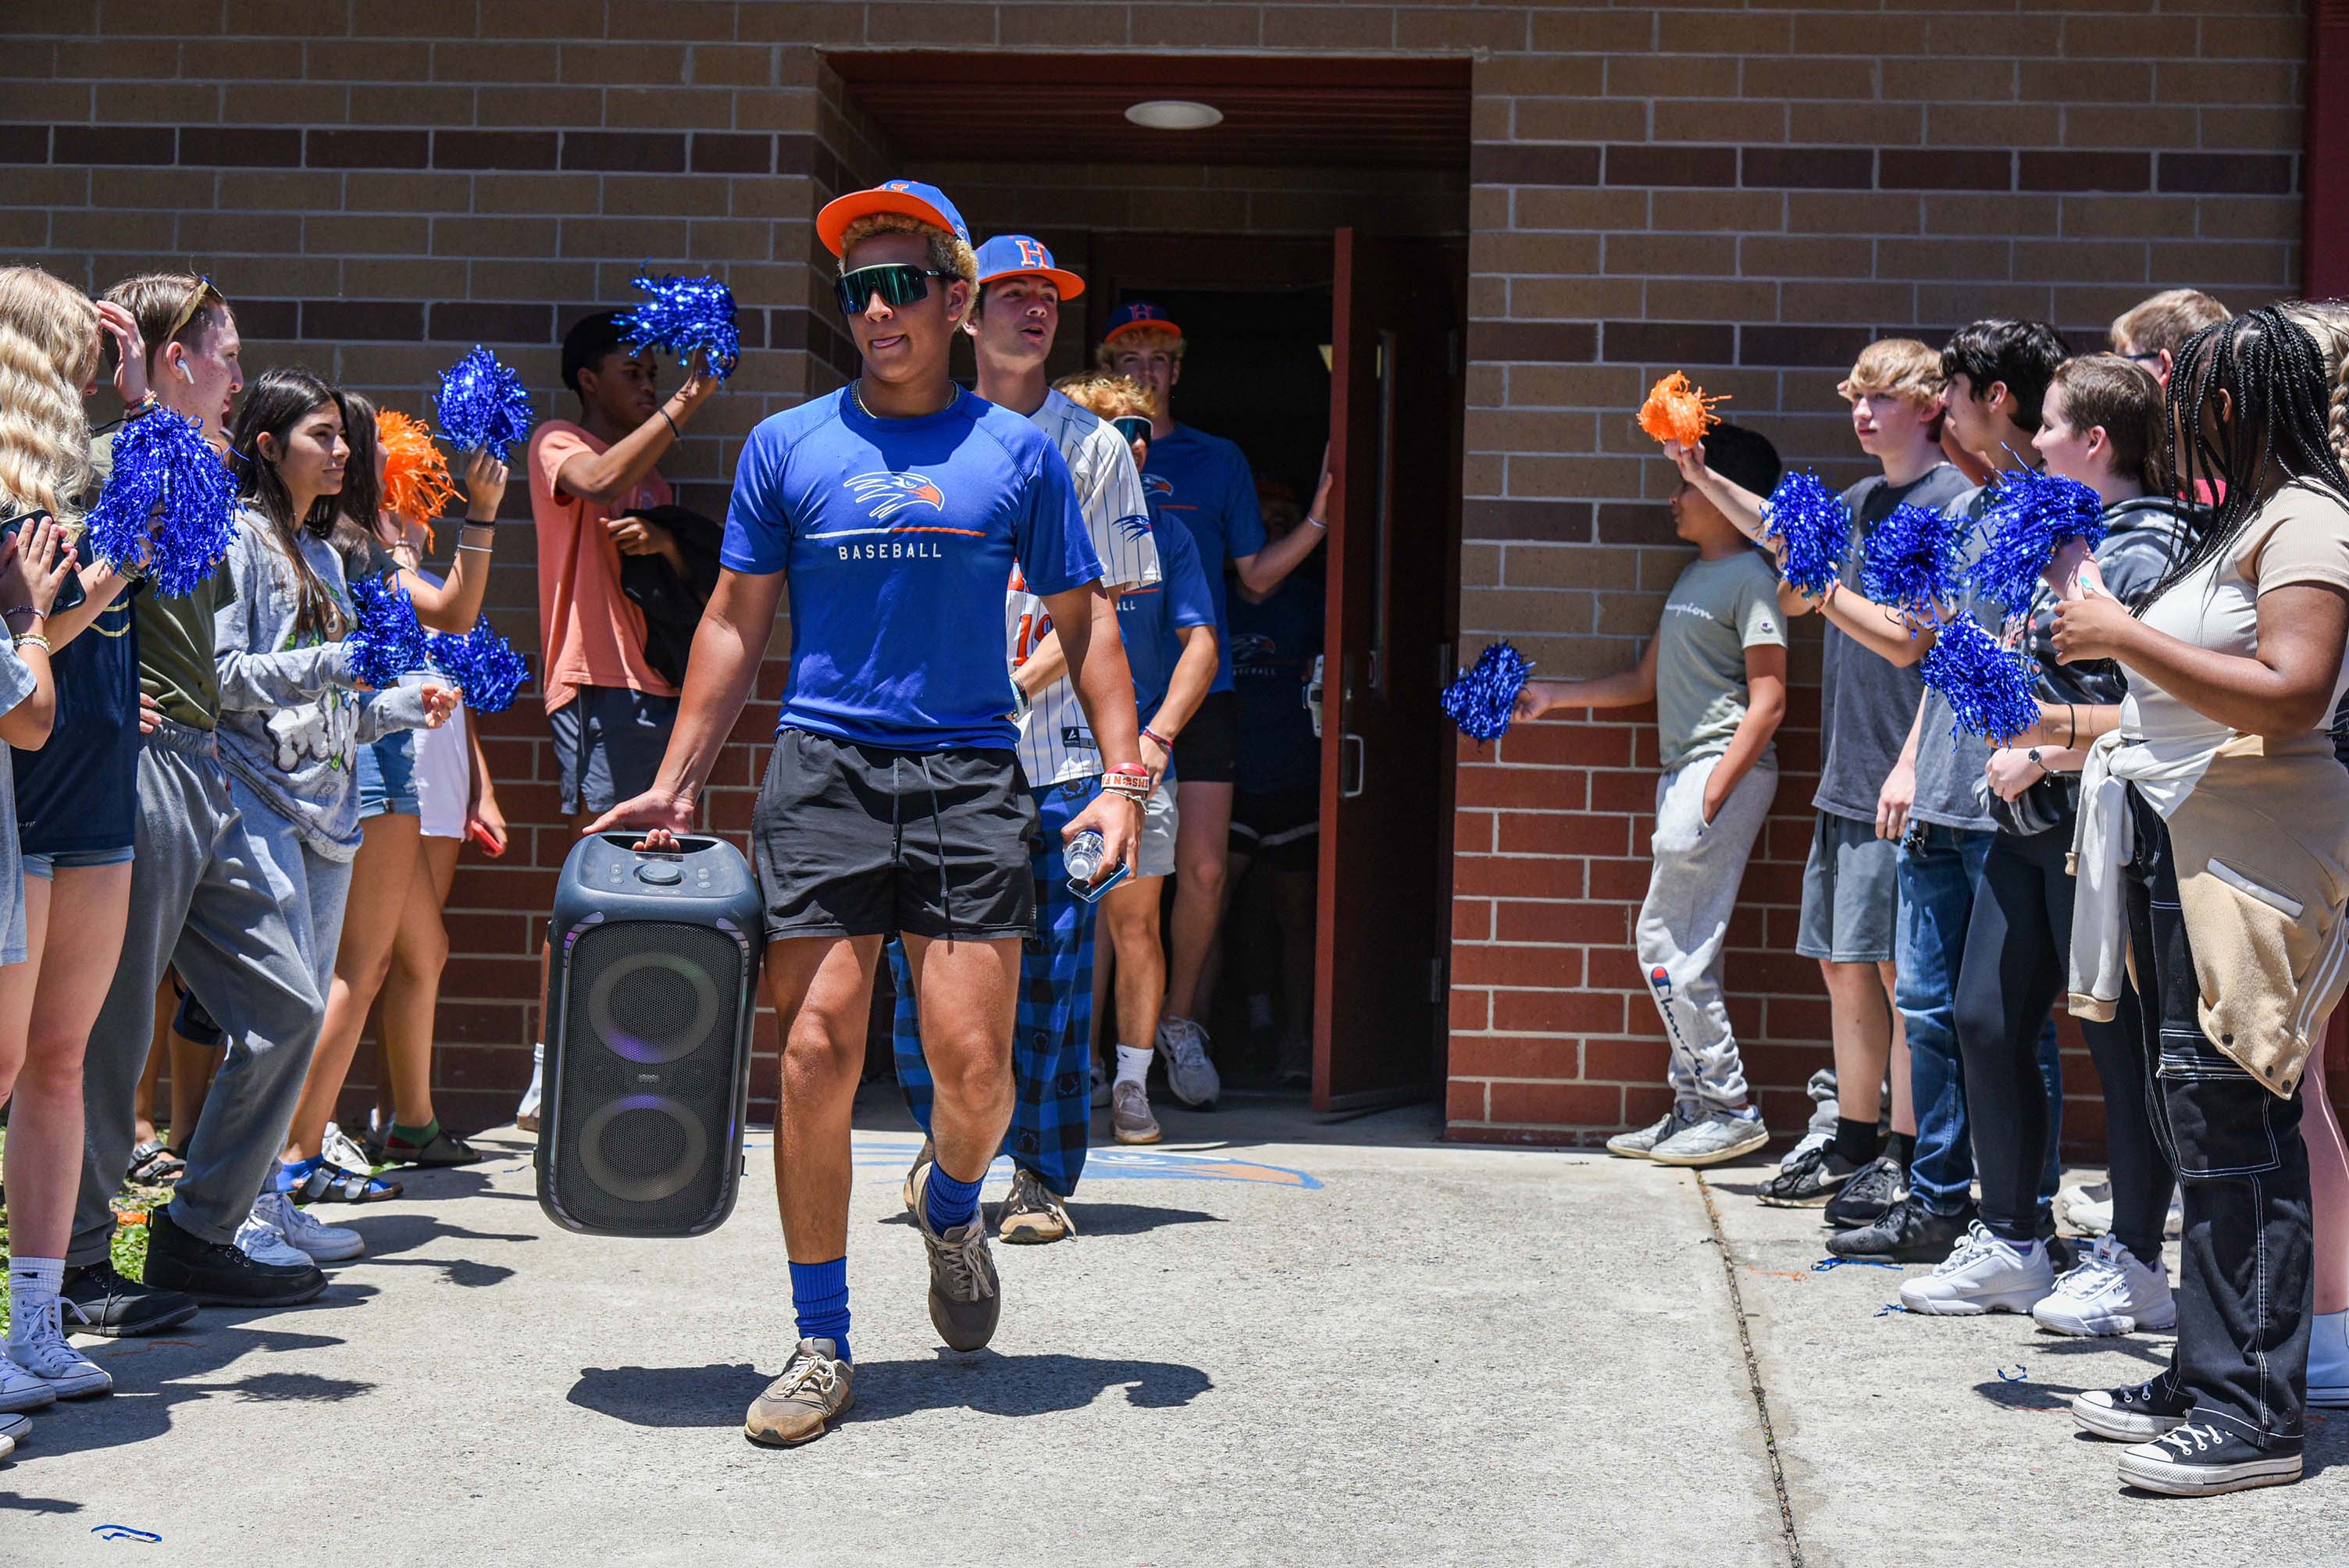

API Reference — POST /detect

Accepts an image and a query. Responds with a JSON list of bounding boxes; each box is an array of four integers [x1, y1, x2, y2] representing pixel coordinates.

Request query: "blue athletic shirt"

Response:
[[722, 387, 1103, 752], [1117, 501, 1217, 727], [1140, 423, 1266, 694], [1229, 569, 1324, 796]]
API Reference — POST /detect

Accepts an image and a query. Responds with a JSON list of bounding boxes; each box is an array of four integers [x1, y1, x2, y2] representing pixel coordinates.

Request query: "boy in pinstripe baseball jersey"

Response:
[[895, 235, 1160, 1244]]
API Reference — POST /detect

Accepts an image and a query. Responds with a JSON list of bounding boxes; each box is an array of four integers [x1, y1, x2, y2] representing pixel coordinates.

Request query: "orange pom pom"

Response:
[[376, 408, 458, 548], [1637, 372, 1728, 447]]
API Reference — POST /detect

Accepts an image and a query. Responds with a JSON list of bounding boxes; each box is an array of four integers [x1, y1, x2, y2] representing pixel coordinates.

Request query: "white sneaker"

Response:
[[236, 1208, 317, 1270], [1898, 1221, 2057, 1316], [0, 1408, 27, 1456], [1649, 1108, 1770, 1167], [2032, 1233, 2177, 1336], [517, 1041, 544, 1133], [1606, 1103, 1697, 1160], [254, 1192, 364, 1263], [321, 1121, 375, 1175], [2312, 1310, 2349, 1409], [5, 1298, 112, 1399], [1154, 1016, 1221, 1109], [0, 1350, 61, 1413], [2054, 1180, 2183, 1239]]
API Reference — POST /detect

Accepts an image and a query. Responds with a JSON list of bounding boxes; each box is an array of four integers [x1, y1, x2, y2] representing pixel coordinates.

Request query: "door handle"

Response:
[[1339, 733, 1366, 799]]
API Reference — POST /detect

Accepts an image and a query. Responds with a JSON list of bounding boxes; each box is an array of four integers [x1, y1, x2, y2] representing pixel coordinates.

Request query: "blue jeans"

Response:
[[1896, 824, 2060, 1216]]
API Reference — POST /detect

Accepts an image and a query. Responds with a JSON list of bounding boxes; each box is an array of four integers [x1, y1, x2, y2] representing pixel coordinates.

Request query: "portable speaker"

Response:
[[536, 832, 763, 1237]]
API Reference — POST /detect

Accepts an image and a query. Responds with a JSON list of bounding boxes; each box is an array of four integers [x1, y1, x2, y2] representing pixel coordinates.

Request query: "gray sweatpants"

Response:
[[72, 722, 326, 1261], [1635, 754, 1777, 1114]]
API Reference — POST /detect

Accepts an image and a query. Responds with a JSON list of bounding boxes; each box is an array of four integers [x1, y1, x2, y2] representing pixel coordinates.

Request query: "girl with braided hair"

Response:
[[2053, 305, 2349, 1493]]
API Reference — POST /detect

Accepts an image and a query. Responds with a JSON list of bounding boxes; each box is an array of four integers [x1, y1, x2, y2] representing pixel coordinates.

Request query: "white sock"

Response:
[[5, 1257, 65, 1345], [1114, 1044, 1153, 1088]]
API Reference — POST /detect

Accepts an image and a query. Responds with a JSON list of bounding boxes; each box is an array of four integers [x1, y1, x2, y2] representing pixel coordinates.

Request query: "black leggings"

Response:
[[1952, 818, 2174, 1258]]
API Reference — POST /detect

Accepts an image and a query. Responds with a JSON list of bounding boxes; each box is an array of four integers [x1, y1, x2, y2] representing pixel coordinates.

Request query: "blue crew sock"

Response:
[[789, 1257, 850, 1363], [924, 1160, 983, 1235]]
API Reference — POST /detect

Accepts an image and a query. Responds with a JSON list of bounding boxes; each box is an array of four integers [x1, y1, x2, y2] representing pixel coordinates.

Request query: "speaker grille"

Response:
[[553, 921, 744, 1233]]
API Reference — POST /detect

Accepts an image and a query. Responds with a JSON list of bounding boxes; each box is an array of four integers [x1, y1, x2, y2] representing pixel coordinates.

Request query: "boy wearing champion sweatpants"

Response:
[[1513, 424, 1788, 1165]]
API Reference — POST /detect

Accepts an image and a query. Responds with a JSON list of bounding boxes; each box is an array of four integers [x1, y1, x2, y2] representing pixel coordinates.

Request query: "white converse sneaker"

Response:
[[321, 1122, 376, 1175], [254, 1192, 364, 1263], [2032, 1233, 2177, 1336], [0, 1350, 60, 1413], [1154, 1016, 1221, 1109], [236, 1208, 316, 1270], [0, 1408, 24, 1458], [5, 1299, 112, 1399], [1898, 1221, 2056, 1316]]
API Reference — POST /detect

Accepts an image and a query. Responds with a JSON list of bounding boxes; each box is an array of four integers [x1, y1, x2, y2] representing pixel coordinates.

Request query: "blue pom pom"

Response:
[[82, 407, 239, 595], [1859, 501, 1969, 624], [1441, 641, 1534, 743], [424, 616, 531, 715], [1920, 616, 2041, 743], [1761, 471, 1849, 599], [432, 346, 536, 461], [618, 273, 740, 383], [341, 576, 427, 690], [1968, 468, 2108, 622]]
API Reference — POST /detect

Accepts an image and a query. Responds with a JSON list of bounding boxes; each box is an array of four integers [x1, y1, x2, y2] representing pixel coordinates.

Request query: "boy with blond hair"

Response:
[[1670, 338, 1969, 1206], [2110, 288, 2230, 386]]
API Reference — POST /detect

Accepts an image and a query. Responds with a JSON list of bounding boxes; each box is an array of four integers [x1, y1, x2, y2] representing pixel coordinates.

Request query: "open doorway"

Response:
[[827, 52, 1469, 1114]]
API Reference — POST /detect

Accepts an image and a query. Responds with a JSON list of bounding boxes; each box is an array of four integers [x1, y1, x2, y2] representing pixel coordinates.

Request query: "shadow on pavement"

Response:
[[4, 1321, 355, 1465], [872, 1203, 1224, 1237], [568, 1351, 1214, 1429], [342, 1211, 536, 1259]]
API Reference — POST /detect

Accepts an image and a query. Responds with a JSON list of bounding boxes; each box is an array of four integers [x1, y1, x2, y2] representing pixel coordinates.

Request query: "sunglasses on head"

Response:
[[833, 264, 954, 317], [1111, 415, 1152, 447], [161, 275, 228, 345]]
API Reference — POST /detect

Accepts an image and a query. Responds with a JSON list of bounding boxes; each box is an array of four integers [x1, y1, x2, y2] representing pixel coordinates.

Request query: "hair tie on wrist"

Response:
[[658, 406, 681, 440]]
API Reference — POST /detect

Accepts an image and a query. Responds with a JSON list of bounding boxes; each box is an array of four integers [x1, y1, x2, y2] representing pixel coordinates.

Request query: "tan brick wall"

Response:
[[2, 2, 2327, 1139]]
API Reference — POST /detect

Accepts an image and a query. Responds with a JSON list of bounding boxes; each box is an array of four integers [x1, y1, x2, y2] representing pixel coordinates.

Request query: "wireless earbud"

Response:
[[176, 361, 196, 385]]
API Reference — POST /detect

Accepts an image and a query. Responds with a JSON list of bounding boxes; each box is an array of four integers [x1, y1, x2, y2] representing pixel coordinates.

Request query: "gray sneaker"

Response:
[[1111, 1081, 1162, 1146], [912, 1163, 1001, 1352], [1606, 1103, 1697, 1160], [744, 1338, 853, 1448], [1155, 1016, 1221, 1108], [997, 1167, 1075, 1245], [1650, 1109, 1770, 1167]]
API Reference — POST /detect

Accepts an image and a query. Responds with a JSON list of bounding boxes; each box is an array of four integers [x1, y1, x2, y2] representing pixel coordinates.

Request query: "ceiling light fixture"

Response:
[[1125, 99, 1224, 131]]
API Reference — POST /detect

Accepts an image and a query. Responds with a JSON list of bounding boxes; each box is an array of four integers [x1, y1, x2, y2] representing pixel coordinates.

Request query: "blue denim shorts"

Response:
[[22, 844, 137, 879], [357, 731, 421, 819]]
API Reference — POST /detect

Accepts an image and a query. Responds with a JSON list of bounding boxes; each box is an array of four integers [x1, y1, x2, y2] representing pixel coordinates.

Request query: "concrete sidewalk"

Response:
[[2, 1098, 2344, 1563]]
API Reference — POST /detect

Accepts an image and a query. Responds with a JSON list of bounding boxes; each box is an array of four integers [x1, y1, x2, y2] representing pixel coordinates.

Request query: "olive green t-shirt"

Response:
[[91, 429, 233, 731], [1653, 549, 1786, 773]]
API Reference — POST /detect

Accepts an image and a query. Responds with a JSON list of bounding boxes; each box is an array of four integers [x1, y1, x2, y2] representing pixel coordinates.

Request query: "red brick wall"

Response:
[[5, 1, 2329, 1141]]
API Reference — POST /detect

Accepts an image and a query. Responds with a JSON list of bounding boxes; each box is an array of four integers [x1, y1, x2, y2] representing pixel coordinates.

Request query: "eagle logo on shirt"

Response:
[[1114, 511, 1154, 542], [1141, 473, 1174, 501], [846, 470, 946, 521]]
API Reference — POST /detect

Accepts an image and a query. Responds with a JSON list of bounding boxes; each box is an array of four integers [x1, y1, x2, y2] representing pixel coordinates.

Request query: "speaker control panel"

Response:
[[572, 832, 757, 903]]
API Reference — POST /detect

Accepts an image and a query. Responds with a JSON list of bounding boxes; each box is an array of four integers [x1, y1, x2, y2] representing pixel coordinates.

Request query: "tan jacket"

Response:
[[2073, 731, 2349, 1098]]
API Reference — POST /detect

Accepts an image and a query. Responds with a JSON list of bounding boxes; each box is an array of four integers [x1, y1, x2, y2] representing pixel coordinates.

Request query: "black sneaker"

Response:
[[1827, 1195, 1974, 1261], [1823, 1153, 1905, 1229], [141, 1206, 326, 1307], [2119, 1420, 2302, 1495], [58, 1260, 200, 1338], [1756, 1146, 1859, 1207], [2073, 1377, 2193, 1443]]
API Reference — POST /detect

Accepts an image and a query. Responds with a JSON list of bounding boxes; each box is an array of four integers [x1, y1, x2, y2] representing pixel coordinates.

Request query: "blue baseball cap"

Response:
[[815, 179, 970, 257], [1103, 300, 1182, 346], [972, 234, 1085, 300]]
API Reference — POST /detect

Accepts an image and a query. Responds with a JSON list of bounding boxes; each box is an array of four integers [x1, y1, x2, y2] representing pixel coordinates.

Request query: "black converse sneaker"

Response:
[[1823, 1153, 1905, 1229], [2118, 1420, 2302, 1496], [141, 1206, 326, 1307], [1756, 1146, 1859, 1207], [2072, 1377, 2193, 1442], [1826, 1196, 1973, 1262]]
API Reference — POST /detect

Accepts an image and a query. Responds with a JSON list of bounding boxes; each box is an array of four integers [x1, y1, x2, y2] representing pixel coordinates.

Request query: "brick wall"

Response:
[[3, 1, 2332, 1140]]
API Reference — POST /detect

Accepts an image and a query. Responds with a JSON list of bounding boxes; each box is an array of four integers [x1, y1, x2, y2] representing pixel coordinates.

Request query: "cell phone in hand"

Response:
[[467, 820, 506, 857], [1068, 863, 1131, 904]]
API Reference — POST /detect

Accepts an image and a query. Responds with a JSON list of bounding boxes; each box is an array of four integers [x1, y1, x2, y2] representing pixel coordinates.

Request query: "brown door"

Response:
[[1314, 230, 1463, 1111]]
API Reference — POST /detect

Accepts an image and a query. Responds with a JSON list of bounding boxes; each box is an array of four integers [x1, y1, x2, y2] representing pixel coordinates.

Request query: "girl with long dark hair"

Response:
[[217, 368, 454, 1245], [2056, 307, 2349, 1495]]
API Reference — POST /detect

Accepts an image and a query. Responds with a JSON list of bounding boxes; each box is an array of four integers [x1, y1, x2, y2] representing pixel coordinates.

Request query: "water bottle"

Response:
[[1064, 829, 1106, 883]]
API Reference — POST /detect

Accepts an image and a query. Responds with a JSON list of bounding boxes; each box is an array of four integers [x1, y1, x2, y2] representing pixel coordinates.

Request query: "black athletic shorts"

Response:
[[1171, 688, 1239, 785], [1229, 786, 1320, 872], [751, 728, 1038, 944]]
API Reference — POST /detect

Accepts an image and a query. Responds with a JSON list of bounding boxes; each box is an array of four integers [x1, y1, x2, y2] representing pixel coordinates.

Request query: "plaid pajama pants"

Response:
[[891, 775, 1100, 1197]]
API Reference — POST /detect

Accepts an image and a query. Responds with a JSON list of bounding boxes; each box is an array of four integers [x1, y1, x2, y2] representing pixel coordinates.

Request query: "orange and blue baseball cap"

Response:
[[972, 235, 1085, 300], [1102, 300, 1182, 346], [815, 179, 970, 257]]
